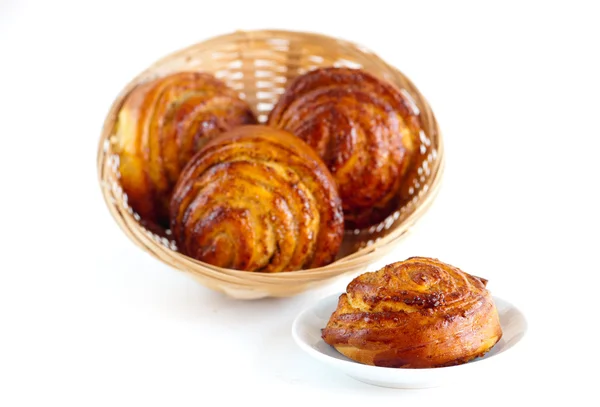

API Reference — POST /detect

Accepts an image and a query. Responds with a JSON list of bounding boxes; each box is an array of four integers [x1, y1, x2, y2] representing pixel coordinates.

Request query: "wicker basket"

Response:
[[97, 30, 444, 299]]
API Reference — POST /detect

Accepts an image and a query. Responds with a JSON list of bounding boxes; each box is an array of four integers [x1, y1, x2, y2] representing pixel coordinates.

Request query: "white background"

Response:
[[1, 0, 599, 405]]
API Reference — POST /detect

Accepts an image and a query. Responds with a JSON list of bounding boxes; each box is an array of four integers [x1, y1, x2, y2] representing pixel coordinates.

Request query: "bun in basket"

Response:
[[114, 72, 256, 228], [170, 125, 345, 272], [268, 67, 421, 229]]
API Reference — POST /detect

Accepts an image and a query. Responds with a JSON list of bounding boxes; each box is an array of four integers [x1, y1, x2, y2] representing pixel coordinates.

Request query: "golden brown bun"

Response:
[[322, 257, 502, 368], [114, 72, 256, 228], [268, 67, 420, 229], [170, 125, 344, 272]]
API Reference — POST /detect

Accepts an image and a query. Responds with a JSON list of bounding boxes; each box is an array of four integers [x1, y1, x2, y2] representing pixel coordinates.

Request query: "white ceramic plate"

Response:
[[292, 293, 527, 389]]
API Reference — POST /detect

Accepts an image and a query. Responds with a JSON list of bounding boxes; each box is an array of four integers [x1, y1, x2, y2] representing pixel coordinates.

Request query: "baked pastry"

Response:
[[322, 257, 502, 368], [114, 72, 256, 228], [170, 125, 344, 272], [268, 67, 421, 229]]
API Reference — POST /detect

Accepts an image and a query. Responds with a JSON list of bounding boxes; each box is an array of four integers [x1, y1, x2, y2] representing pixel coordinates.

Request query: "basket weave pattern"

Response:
[[97, 30, 444, 299]]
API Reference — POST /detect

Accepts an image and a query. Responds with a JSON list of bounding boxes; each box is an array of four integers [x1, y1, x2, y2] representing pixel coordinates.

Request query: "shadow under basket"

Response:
[[97, 29, 444, 299]]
